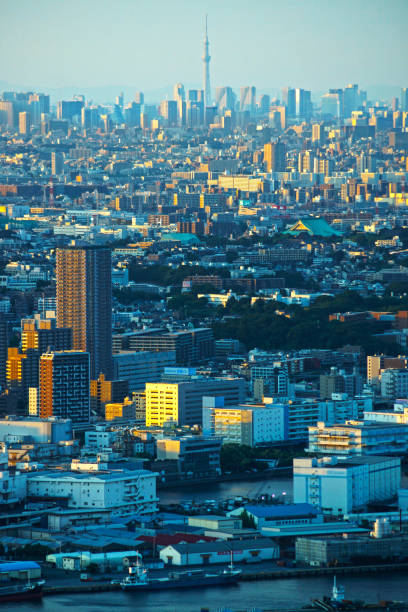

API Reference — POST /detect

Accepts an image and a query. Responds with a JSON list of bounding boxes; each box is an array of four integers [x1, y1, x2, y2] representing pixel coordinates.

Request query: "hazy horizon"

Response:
[[1, 0, 407, 103]]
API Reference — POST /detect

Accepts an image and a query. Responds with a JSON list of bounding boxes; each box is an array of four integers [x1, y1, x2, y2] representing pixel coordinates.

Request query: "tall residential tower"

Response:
[[56, 245, 113, 379], [202, 15, 211, 107]]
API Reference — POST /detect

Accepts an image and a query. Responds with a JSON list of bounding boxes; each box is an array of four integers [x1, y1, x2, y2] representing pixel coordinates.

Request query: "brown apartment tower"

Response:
[[56, 246, 113, 379]]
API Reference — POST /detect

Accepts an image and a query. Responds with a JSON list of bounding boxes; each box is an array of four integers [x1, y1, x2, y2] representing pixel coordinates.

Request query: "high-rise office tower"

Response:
[[0, 316, 7, 392], [173, 83, 185, 102], [264, 142, 286, 172], [186, 100, 204, 127], [51, 151, 64, 176], [258, 94, 270, 114], [134, 91, 144, 105], [56, 246, 113, 379], [215, 87, 236, 112], [282, 87, 296, 118], [159, 100, 178, 127], [321, 91, 343, 118], [295, 88, 312, 118], [124, 102, 141, 127], [115, 92, 124, 108], [240, 87, 256, 114], [401, 88, 408, 112], [177, 99, 187, 126], [39, 351, 90, 423], [19, 111, 30, 135], [28, 93, 50, 124], [269, 105, 286, 130], [81, 106, 99, 130], [202, 15, 211, 107], [343, 84, 358, 118], [57, 99, 84, 121]]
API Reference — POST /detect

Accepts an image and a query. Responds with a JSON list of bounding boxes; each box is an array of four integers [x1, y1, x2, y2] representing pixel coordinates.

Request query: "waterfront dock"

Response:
[[42, 561, 408, 597]]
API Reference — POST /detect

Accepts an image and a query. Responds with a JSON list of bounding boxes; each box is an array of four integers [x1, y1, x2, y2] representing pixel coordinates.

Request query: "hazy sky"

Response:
[[1, 0, 407, 95]]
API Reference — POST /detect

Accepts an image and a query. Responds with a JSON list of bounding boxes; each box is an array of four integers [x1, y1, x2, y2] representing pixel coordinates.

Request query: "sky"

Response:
[[1, 0, 407, 101]]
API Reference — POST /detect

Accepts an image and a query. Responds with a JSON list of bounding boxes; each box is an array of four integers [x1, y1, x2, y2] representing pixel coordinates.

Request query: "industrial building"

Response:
[[294, 455, 401, 514], [0, 561, 41, 581], [228, 503, 321, 529], [296, 533, 408, 566], [159, 538, 279, 566], [27, 468, 158, 516]]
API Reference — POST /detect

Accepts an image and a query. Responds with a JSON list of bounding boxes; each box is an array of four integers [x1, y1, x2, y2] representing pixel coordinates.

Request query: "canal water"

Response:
[[14, 574, 408, 611], [158, 476, 294, 506]]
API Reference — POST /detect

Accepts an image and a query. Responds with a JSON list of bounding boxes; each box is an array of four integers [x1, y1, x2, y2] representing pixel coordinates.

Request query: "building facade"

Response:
[[39, 351, 90, 424], [307, 420, 408, 456], [294, 456, 401, 514], [27, 468, 158, 515], [145, 377, 246, 427], [113, 350, 176, 391], [56, 246, 112, 379]]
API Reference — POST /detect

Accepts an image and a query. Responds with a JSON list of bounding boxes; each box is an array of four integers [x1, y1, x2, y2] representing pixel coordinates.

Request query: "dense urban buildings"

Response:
[[1, 7, 408, 604]]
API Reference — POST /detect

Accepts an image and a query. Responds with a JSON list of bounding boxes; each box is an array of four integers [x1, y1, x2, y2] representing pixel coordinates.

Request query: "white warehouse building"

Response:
[[293, 455, 401, 515], [159, 538, 279, 566], [27, 468, 158, 516]]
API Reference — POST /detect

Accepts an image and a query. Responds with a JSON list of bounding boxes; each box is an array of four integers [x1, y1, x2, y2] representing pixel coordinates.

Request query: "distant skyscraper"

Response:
[[159, 100, 178, 127], [56, 246, 113, 379], [322, 91, 343, 118], [401, 88, 408, 112], [0, 101, 15, 128], [39, 351, 90, 423], [282, 87, 296, 118], [258, 94, 270, 114], [173, 83, 185, 102], [295, 88, 312, 118], [115, 92, 124, 108], [19, 111, 30, 135], [202, 15, 211, 107], [240, 87, 256, 114], [135, 91, 144, 105], [124, 102, 141, 127], [343, 83, 358, 117], [216, 87, 236, 112]]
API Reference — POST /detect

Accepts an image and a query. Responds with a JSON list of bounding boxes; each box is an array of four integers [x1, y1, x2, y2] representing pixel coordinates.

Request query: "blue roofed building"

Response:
[[0, 561, 41, 580], [227, 503, 322, 528]]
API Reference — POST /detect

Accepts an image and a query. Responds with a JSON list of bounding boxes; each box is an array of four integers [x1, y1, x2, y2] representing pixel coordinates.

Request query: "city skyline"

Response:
[[1, 0, 407, 101]]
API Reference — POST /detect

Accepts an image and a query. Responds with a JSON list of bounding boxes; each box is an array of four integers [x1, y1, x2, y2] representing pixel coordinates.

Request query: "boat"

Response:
[[0, 579, 44, 603], [120, 554, 241, 592]]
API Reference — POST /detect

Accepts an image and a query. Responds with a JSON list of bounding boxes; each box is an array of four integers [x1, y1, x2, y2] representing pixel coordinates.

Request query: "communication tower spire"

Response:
[[202, 15, 211, 107]]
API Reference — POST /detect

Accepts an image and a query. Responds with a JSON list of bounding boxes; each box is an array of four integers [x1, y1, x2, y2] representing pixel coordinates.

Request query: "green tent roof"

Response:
[[160, 232, 201, 244], [284, 218, 342, 237]]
